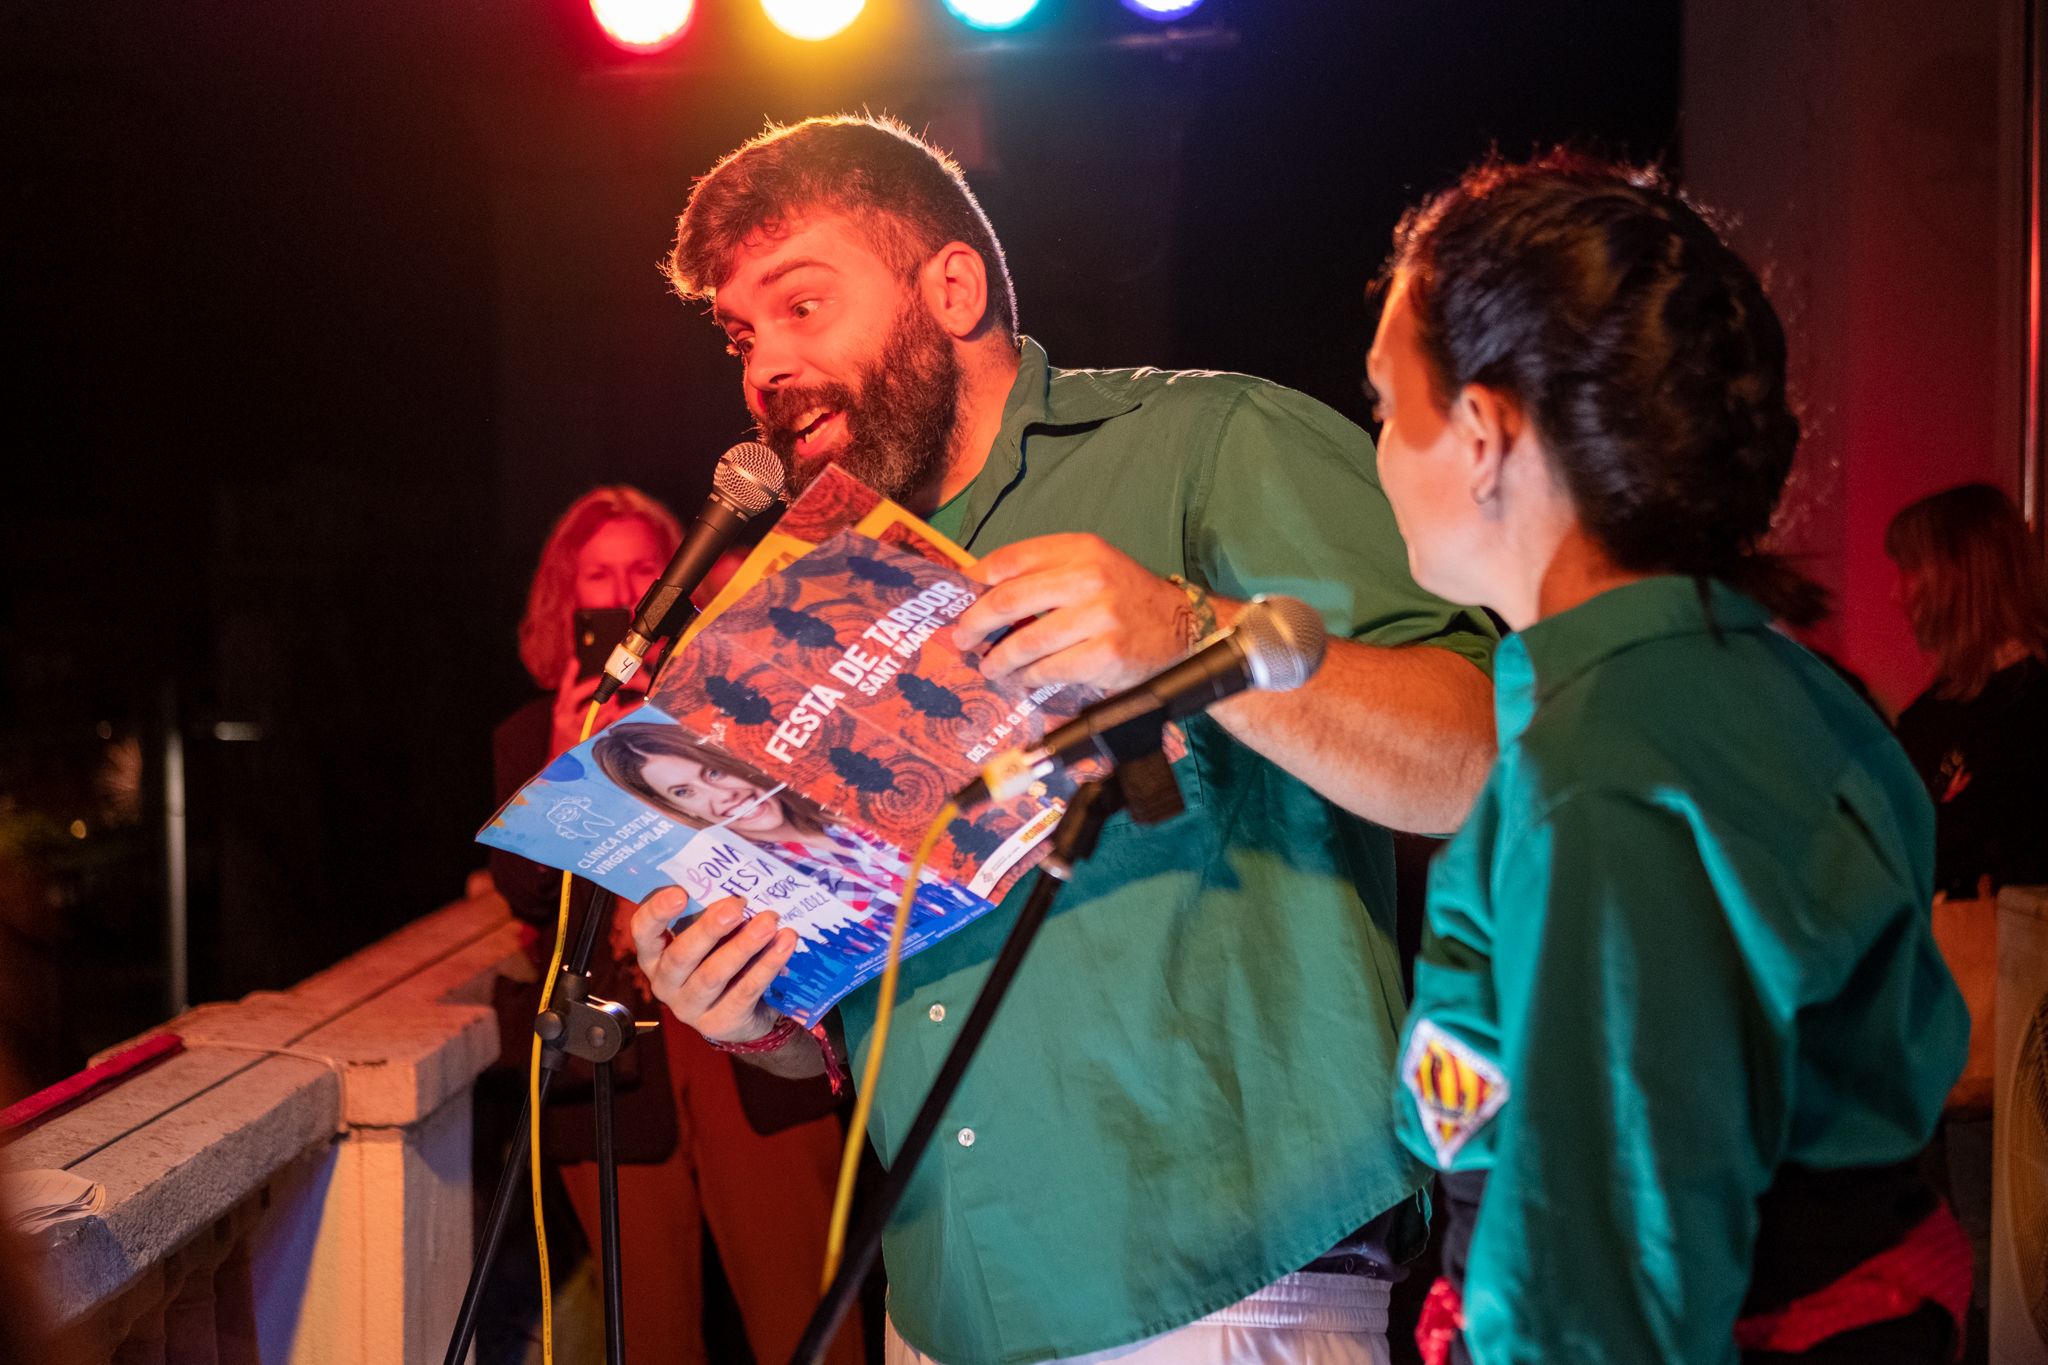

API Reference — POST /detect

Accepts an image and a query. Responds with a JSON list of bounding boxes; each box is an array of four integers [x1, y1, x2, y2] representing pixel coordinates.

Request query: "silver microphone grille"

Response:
[[1234, 595, 1327, 693], [712, 441, 786, 517]]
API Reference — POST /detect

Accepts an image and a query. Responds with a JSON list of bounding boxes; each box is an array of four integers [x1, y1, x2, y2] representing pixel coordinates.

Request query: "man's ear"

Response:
[[1449, 383, 1522, 507], [923, 242, 991, 340]]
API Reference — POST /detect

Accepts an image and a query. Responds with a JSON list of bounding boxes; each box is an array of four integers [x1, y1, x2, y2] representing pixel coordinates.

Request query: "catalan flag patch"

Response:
[[1400, 1018, 1508, 1167]]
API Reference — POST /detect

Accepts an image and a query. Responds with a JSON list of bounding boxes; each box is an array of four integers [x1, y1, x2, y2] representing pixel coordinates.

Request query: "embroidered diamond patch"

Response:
[[1401, 1018, 1509, 1166]]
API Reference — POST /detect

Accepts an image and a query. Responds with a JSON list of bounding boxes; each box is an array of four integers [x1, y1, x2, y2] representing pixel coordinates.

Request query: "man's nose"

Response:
[[745, 333, 798, 399]]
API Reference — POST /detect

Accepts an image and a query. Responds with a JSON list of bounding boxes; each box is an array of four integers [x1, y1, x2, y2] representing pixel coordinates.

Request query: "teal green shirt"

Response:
[[1393, 577, 1968, 1365], [925, 485, 970, 545], [842, 339, 1496, 1364]]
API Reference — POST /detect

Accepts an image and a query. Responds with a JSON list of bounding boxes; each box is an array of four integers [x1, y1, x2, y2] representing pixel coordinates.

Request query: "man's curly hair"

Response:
[[665, 114, 1017, 338]]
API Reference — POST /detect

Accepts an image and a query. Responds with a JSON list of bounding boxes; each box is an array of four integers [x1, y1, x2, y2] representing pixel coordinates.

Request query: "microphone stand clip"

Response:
[[1044, 711, 1183, 875]]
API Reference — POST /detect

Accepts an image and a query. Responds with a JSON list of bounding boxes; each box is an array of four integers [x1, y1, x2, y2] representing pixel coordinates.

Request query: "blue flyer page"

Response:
[[477, 703, 995, 1026]]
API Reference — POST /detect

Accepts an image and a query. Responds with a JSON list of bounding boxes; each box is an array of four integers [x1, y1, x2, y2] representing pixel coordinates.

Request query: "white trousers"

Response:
[[884, 1272, 1394, 1365]]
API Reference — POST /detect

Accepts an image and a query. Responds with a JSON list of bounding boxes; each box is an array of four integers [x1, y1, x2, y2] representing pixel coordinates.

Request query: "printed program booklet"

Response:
[[477, 471, 1111, 1025]]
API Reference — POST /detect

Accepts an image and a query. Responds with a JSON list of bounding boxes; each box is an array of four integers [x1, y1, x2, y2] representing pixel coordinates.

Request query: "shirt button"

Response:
[[957, 1127, 976, 1148], [928, 1004, 947, 1023]]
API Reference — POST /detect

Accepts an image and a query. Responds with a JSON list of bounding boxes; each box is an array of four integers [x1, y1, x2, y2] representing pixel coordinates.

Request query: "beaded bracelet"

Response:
[[705, 1016, 845, 1094], [707, 1015, 801, 1054]]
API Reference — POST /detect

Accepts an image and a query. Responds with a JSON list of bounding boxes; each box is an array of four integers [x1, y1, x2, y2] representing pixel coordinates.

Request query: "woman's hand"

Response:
[[629, 888, 800, 1044]]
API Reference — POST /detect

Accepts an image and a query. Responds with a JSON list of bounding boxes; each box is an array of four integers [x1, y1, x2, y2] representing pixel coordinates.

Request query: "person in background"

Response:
[[490, 485, 862, 1365], [1886, 482, 2048, 898], [1372, 152, 1970, 1363], [498, 485, 682, 911], [1884, 481, 2048, 1364]]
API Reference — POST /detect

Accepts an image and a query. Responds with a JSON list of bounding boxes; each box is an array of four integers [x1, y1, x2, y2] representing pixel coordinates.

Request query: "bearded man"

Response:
[[629, 115, 1497, 1365]]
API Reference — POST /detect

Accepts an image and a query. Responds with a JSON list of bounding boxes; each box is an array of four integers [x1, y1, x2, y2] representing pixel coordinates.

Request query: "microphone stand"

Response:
[[445, 606, 698, 1365], [443, 879, 655, 1365], [789, 714, 1186, 1365]]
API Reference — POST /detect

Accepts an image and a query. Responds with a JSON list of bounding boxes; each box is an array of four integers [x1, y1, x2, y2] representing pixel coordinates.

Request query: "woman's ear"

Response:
[[1450, 384, 1522, 508], [923, 242, 991, 340]]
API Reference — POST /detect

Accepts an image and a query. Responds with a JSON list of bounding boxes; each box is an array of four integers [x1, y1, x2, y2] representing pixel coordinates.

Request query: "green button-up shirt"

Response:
[[1393, 577, 1968, 1365], [841, 339, 1496, 1364]]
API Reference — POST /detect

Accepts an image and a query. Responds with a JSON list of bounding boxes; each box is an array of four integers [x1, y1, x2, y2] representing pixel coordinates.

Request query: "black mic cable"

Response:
[[593, 441, 785, 704]]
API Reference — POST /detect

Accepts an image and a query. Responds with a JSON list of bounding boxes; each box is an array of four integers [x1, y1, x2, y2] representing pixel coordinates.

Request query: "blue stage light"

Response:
[[1120, 0, 1206, 19], [943, 0, 1041, 31]]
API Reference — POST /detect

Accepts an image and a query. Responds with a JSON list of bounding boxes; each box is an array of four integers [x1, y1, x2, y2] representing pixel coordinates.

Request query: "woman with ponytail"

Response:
[[1371, 153, 1970, 1363]]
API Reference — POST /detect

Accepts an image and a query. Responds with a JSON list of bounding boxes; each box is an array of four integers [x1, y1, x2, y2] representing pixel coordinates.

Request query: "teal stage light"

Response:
[[943, 0, 1041, 31]]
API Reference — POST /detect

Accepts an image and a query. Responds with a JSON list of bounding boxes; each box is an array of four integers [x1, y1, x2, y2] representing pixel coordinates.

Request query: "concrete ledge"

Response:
[[32, 1064, 338, 1327], [8, 890, 523, 1328]]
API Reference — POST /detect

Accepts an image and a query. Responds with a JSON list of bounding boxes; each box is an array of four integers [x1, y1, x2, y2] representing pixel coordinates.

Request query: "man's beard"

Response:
[[758, 300, 964, 506]]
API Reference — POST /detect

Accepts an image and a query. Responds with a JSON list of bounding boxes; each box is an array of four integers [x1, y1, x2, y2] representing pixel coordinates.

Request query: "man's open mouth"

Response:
[[793, 408, 842, 448]]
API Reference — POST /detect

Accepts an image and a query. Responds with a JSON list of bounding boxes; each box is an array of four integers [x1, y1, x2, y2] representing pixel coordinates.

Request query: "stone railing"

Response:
[[7, 890, 523, 1364]]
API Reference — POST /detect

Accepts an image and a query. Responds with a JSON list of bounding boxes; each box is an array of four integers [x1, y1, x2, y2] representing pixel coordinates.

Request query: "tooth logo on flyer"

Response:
[[1401, 1018, 1508, 1166]]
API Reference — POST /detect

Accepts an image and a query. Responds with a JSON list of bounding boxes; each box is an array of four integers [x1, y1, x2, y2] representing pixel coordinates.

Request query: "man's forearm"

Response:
[[1210, 603, 1496, 833]]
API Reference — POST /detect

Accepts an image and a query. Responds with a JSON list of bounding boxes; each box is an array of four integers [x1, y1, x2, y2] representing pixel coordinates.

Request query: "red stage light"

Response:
[[591, 0, 696, 53]]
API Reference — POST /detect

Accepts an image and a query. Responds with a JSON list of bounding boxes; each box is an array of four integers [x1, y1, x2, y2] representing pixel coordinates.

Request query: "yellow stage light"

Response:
[[762, 0, 865, 41]]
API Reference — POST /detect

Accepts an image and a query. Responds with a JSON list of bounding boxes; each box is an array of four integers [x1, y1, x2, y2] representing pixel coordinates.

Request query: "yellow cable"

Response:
[[532, 698, 604, 1365], [820, 800, 958, 1290]]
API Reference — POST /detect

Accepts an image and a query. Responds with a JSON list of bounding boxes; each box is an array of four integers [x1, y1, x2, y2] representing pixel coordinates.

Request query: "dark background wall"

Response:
[[1683, 0, 2030, 712], [6, 0, 1871, 1086]]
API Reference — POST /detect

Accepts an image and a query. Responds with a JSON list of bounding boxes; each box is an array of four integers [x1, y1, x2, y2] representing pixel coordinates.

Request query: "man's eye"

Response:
[[791, 299, 820, 320], [725, 336, 753, 359]]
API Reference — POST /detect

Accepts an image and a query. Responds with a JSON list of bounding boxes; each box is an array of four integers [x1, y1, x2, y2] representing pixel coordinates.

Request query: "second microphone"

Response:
[[593, 441, 786, 703], [954, 594, 1328, 809]]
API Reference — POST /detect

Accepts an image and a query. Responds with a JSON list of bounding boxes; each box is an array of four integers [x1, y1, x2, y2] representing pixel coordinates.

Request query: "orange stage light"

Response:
[[761, 0, 865, 42]]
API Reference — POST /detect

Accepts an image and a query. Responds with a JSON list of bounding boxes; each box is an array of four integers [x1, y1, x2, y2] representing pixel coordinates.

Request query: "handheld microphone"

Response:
[[593, 441, 785, 703], [954, 594, 1326, 808]]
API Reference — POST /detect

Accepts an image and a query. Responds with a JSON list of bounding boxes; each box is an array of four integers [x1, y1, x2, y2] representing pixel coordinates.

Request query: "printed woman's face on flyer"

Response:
[[638, 753, 789, 837]]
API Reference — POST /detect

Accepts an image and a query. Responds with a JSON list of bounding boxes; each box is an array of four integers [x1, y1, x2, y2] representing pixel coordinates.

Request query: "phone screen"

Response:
[[574, 608, 634, 682]]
